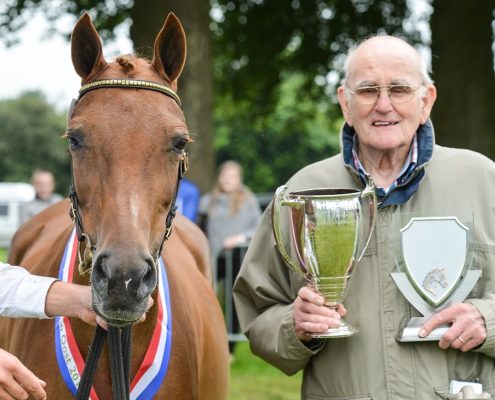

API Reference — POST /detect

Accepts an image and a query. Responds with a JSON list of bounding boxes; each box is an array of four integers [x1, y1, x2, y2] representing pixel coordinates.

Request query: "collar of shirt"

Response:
[[351, 134, 418, 196], [341, 120, 435, 208]]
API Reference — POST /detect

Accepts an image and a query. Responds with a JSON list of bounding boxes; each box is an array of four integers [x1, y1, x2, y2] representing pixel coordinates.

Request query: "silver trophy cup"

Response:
[[272, 182, 377, 338]]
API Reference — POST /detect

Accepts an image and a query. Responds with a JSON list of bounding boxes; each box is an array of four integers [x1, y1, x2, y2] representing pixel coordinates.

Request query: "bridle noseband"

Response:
[[69, 79, 187, 400]]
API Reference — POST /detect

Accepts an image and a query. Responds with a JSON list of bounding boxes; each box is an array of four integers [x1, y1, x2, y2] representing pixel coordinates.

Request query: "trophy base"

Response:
[[397, 317, 450, 342], [311, 322, 357, 339]]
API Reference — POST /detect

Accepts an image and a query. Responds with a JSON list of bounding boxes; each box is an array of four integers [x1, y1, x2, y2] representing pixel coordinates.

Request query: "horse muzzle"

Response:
[[91, 250, 157, 325]]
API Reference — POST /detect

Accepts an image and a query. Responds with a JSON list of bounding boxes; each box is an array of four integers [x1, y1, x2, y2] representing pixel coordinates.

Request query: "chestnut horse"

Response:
[[0, 12, 229, 400]]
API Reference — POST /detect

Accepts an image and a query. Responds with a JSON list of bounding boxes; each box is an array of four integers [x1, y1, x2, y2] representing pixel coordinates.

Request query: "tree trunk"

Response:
[[430, 0, 495, 160], [129, 0, 215, 192]]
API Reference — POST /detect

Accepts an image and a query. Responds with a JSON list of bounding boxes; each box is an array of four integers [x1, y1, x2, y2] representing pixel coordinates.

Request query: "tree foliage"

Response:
[[211, 0, 421, 191], [431, 1, 495, 159], [214, 72, 343, 192], [211, 0, 417, 110], [0, 91, 70, 194], [0, 0, 131, 44]]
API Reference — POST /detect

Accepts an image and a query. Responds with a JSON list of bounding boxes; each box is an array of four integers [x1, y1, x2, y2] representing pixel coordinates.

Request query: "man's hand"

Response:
[[0, 348, 46, 400], [419, 302, 487, 351], [46, 282, 154, 329], [293, 286, 346, 341]]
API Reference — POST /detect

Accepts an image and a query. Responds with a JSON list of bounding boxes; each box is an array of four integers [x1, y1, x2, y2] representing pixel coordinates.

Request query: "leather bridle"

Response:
[[68, 78, 187, 274], [68, 79, 187, 400]]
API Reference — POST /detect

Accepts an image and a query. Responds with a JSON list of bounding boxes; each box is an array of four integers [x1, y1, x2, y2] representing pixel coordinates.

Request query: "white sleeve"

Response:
[[0, 262, 58, 319]]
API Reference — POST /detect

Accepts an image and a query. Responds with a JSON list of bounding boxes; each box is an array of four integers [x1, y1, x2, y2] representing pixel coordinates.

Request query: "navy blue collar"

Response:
[[341, 119, 435, 208]]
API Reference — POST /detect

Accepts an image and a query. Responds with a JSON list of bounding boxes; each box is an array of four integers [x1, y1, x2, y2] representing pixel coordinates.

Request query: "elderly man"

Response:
[[233, 35, 495, 399]]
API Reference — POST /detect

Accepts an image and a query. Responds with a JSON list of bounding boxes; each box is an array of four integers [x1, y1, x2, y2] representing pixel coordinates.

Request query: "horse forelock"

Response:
[[86, 54, 158, 83], [115, 54, 138, 74]]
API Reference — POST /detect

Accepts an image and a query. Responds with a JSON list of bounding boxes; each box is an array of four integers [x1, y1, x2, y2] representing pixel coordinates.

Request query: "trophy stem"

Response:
[[311, 320, 357, 338]]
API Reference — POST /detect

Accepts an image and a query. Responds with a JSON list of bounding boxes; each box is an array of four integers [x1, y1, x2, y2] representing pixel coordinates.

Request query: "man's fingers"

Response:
[[336, 303, 347, 317], [294, 288, 343, 340], [136, 297, 154, 324], [298, 286, 324, 306], [0, 349, 47, 399], [419, 309, 453, 338], [419, 304, 467, 337], [439, 322, 487, 351], [95, 316, 108, 330], [0, 385, 17, 400], [2, 379, 28, 400], [13, 369, 46, 400], [420, 303, 487, 351], [146, 297, 154, 311]]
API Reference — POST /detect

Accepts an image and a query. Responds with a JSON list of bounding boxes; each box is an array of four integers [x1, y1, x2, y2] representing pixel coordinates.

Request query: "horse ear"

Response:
[[151, 13, 187, 86], [71, 12, 107, 80]]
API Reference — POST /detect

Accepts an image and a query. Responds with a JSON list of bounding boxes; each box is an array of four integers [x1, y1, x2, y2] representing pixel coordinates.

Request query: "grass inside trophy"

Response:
[[272, 180, 377, 338]]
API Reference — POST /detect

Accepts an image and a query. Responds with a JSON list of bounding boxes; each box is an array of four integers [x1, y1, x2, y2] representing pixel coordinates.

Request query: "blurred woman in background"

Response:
[[198, 160, 262, 357]]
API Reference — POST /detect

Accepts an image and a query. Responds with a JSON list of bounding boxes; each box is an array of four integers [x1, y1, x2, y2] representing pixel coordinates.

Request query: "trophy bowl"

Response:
[[272, 182, 376, 338]]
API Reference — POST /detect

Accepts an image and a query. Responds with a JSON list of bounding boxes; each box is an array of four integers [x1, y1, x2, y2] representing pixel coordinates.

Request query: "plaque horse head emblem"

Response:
[[422, 267, 448, 297]]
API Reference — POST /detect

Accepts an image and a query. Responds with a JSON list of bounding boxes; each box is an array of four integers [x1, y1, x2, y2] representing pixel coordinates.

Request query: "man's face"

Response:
[[33, 172, 55, 200], [337, 37, 436, 154]]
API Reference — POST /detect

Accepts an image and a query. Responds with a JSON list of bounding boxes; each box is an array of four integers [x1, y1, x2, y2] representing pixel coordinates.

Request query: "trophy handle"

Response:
[[271, 185, 305, 274], [356, 177, 377, 263]]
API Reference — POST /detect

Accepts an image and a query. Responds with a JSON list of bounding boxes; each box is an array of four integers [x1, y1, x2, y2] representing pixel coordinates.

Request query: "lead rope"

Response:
[[75, 326, 106, 400], [75, 325, 132, 400], [108, 326, 132, 400]]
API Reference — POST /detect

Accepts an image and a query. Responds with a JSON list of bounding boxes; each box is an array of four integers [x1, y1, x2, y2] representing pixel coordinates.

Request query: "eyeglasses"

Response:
[[347, 84, 422, 105]]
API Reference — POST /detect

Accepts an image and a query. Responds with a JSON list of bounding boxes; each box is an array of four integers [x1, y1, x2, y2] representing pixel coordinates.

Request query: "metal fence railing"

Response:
[[212, 192, 272, 342], [214, 244, 249, 342]]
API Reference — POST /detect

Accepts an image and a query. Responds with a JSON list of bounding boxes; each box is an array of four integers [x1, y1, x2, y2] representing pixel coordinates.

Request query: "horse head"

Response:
[[68, 12, 188, 325]]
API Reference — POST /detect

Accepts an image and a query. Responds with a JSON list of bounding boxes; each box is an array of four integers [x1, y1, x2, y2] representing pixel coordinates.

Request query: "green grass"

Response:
[[229, 341, 302, 400], [0, 248, 6, 262]]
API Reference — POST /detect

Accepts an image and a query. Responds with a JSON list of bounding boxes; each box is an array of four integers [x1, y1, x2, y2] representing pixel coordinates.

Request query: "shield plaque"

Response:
[[400, 217, 469, 308]]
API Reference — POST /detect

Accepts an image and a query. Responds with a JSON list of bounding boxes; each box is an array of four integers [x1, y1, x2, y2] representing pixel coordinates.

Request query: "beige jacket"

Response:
[[234, 139, 495, 399]]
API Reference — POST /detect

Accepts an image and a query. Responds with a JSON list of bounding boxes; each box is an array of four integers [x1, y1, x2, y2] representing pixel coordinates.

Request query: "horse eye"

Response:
[[67, 136, 81, 150], [174, 138, 188, 152]]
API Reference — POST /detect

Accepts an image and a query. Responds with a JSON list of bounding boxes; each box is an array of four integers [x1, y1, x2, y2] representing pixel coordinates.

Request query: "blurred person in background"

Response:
[[176, 177, 201, 222], [20, 169, 63, 224], [198, 160, 262, 356]]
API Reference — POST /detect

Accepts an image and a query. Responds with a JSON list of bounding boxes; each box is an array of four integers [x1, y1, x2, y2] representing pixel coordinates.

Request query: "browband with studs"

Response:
[[78, 79, 181, 107]]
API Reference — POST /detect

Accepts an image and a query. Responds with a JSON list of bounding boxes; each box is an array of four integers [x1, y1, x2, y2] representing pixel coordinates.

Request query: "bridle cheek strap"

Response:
[[158, 154, 188, 258]]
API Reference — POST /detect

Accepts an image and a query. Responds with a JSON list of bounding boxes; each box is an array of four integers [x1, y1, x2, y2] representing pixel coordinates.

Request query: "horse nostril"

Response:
[[130, 260, 156, 297], [92, 254, 108, 282], [143, 261, 155, 286]]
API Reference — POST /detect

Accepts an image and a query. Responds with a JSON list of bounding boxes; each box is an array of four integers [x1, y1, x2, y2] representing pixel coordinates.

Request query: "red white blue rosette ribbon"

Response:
[[55, 228, 172, 399]]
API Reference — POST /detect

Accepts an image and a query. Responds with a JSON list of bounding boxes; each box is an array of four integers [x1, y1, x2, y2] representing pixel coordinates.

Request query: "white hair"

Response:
[[342, 34, 433, 101]]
